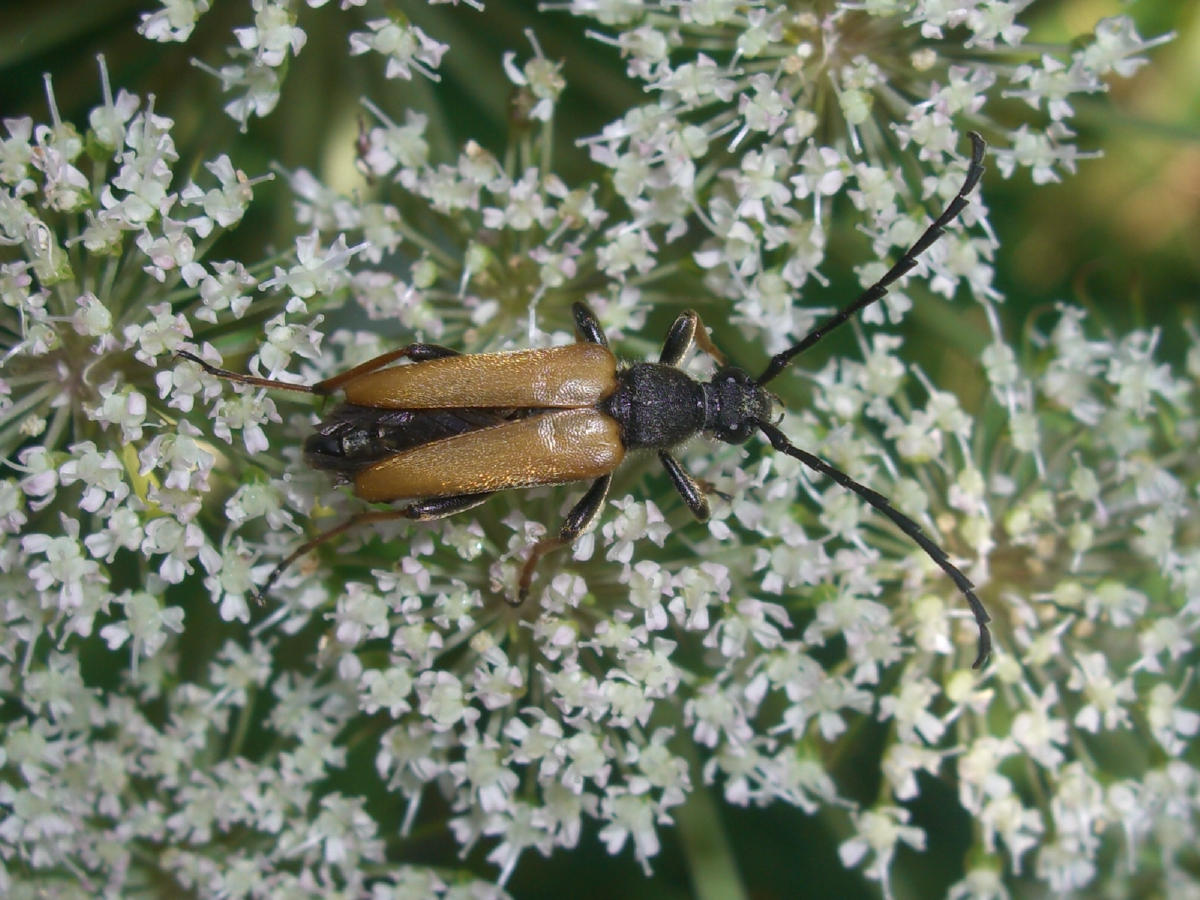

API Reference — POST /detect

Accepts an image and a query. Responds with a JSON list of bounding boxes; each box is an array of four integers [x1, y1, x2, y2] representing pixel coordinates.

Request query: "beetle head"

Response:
[[704, 367, 773, 445]]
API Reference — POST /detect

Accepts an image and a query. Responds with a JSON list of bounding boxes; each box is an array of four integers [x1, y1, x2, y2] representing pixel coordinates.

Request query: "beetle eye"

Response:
[[721, 423, 748, 443]]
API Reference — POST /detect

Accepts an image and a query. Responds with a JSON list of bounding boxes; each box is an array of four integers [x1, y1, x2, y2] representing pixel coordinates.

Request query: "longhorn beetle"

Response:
[[179, 132, 991, 667]]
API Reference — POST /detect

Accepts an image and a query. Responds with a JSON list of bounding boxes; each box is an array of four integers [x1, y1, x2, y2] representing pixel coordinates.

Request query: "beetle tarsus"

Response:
[[516, 537, 562, 603], [176, 350, 317, 394]]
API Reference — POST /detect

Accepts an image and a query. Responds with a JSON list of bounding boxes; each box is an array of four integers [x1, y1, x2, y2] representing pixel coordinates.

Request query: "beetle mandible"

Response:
[[179, 132, 991, 667]]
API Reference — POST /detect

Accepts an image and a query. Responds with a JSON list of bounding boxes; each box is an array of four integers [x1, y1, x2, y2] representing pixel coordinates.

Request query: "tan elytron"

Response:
[[343, 343, 618, 409], [354, 407, 626, 501]]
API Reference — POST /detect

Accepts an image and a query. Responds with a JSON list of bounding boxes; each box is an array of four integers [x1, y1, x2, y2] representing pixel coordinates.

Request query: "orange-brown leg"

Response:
[[177, 344, 460, 396], [659, 310, 726, 368], [254, 493, 492, 602], [176, 351, 317, 393], [311, 343, 459, 394], [516, 474, 612, 602]]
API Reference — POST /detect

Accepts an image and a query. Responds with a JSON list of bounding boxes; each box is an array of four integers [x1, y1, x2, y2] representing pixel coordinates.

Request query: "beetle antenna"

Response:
[[755, 418, 992, 669], [175, 350, 316, 394], [757, 132, 986, 386]]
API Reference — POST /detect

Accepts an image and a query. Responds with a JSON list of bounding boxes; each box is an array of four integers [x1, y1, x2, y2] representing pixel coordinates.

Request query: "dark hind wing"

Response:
[[304, 405, 525, 477]]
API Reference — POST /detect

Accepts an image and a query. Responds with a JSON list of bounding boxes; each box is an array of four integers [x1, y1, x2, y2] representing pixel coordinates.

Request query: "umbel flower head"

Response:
[[1, 3, 1193, 898]]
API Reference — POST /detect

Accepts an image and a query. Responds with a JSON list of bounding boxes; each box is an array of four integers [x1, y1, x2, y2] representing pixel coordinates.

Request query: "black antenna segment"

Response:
[[757, 132, 986, 386]]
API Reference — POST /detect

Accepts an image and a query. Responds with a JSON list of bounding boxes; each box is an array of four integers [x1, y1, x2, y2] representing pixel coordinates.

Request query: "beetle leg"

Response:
[[175, 351, 317, 394], [659, 311, 727, 368], [400, 493, 495, 520], [695, 478, 733, 503], [177, 343, 462, 396], [516, 474, 612, 602], [572, 302, 609, 347], [253, 492, 494, 603], [659, 451, 714, 521], [312, 343, 461, 395]]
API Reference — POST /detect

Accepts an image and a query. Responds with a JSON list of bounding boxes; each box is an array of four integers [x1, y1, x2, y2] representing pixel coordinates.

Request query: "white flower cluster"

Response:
[[142, 0, 463, 128], [568, 2, 1170, 347]]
